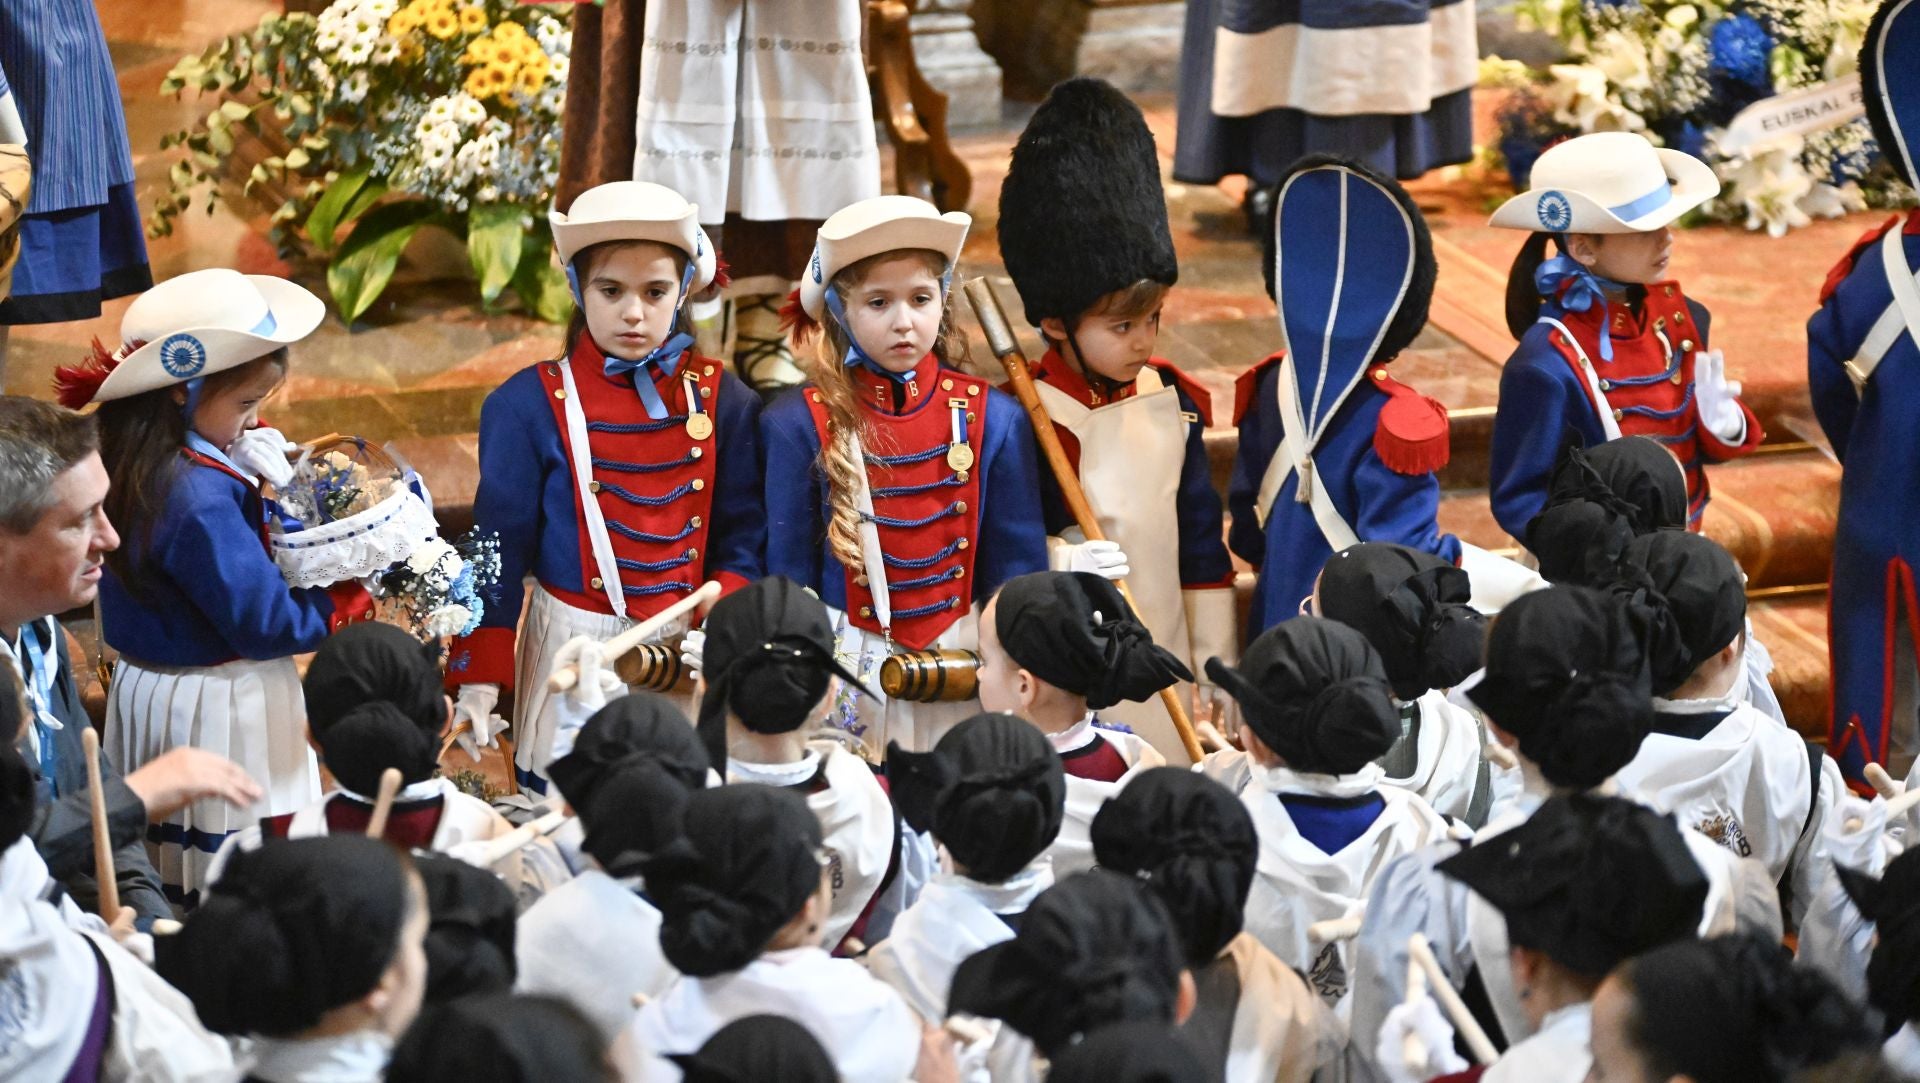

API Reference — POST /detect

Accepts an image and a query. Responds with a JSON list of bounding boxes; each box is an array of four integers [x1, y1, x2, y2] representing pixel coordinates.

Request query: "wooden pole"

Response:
[[80, 727, 122, 924], [1409, 933, 1499, 1065], [548, 581, 723, 693], [365, 767, 403, 839], [963, 278, 1205, 762]]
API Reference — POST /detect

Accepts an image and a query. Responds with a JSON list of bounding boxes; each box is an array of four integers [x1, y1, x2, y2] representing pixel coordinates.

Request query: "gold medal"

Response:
[[947, 443, 975, 472], [686, 412, 714, 441]]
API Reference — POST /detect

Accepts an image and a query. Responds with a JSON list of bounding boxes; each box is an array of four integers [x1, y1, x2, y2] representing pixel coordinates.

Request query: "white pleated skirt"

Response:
[[107, 655, 319, 902], [513, 586, 693, 794], [826, 607, 980, 757]]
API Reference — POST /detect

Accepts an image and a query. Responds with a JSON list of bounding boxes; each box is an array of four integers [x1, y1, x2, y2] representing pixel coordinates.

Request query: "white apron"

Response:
[[517, 868, 676, 1043], [628, 947, 922, 1083], [1051, 728, 1165, 878], [633, 1, 879, 223], [1615, 700, 1813, 882], [107, 655, 319, 898], [1482, 1003, 1591, 1083], [1240, 764, 1449, 1007], [1034, 369, 1195, 763], [1379, 691, 1487, 823], [747, 743, 900, 949], [866, 863, 1049, 1022]]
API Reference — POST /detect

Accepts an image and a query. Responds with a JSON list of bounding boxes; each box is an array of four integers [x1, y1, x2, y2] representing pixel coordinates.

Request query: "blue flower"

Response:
[[1661, 119, 1708, 161], [1708, 14, 1774, 93]]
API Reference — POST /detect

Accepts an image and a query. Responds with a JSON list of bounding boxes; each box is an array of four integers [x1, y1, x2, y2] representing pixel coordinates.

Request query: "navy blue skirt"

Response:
[[0, 179, 152, 325]]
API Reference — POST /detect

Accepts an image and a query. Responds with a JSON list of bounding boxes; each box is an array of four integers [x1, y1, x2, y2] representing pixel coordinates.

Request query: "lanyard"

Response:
[[2, 619, 62, 792]]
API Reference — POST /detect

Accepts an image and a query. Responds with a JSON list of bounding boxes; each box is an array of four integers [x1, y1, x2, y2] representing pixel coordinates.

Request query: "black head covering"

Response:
[[641, 784, 824, 978], [0, 738, 33, 855], [888, 712, 1065, 883], [1526, 437, 1689, 586], [1090, 767, 1258, 968], [1610, 531, 1747, 697], [1620, 933, 1877, 1083], [1316, 543, 1487, 701], [666, 1014, 839, 1083], [994, 571, 1193, 710], [1046, 1023, 1210, 1083], [1438, 794, 1705, 977], [1467, 586, 1653, 789], [1204, 616, 1398, 775], [387, 993, 613, 1083], [413, 852, 517, 1004], [697, 576, 869, 765], [547, 693, 709, 874], [1838, 847, 1920, 1027], [158, 835, 414, 1037], [304, 621, 446, 793], [998, 77, 1178, 326], [948, 869, 1187, 1057]]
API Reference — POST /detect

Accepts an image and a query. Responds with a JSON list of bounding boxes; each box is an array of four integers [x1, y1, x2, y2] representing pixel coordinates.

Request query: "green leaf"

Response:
[[218, 99, 252, 121], [327, 201, 444, 325], [304, 167, 384, 255], [466, 203, 524, 305], [512, 248, 573, 324], [284, 147, 310, 171]]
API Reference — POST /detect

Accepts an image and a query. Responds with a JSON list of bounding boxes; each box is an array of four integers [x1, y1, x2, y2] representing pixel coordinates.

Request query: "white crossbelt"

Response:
[[1254, 355, 1360, 550], [1847, 224, 1920, 392]]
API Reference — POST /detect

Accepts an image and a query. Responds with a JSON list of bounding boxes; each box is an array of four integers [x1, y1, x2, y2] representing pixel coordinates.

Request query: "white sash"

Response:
[[558, 360, 629, 620], [1849, 222, 1920, 390], [1537, 316, 1624, 441], [846, 432, 893, 632], [1253, 356, 1362, 550]]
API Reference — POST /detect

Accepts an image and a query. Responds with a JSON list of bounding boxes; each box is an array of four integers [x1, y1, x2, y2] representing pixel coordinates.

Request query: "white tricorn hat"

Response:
[[798, 195, 971, 319], [1488, 132, 1720, 235], [88, 269, 325, 404], [549, 181, 718, 291]]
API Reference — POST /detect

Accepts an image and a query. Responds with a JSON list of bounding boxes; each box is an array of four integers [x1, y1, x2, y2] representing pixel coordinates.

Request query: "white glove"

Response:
[[1823, 792, 1892, 875], [1693, 349, 1747, 444], [1049, 537, 1130, 580], [227, 426, 298, 488], [680, 628, 706, 681], [1375, 991, 1469, 1083], [452, 683, 506, 763], [548, 636, 624, 761], [1184, 588, 1241, 742]]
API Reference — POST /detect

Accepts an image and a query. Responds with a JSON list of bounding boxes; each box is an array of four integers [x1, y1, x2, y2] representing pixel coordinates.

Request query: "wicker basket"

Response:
[[270, 434, 439, 589]]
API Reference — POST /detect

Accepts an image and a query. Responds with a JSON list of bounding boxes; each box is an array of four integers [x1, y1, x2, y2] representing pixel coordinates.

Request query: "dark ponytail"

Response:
[[1504, 231, 1555, 339]]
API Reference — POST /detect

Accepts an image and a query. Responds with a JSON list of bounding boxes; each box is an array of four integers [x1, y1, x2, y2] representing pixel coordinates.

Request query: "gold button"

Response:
[[1612, 408, 1625, 421], [955, 501, 968, 514], [951, 567, 965, 579], [1655, 317, 1666, 331], [1681, 339, 1695, 351], [685, 547, 699, 561], [1373, 368, 1388, 380], [690, 447, 704, 459], [1664, 286, 1676, 297], [700, 386, 712, 398], [957, 471, 969, 482], [1671, 371, 1684, 385], [691, 478, 705, 491], [966, 412, 975, 423], [941, 379, 953, 390], [705, 365, 715, 376], [811, 391, 823, 403], [588, 480, 602, 493], [690, 515, 703, 528], [946, 598, 960, 610], [957, 538, 970, 550], [859, 606, 874, 619], [554, 388, 567, 400], [968, 385, 980, 395], [590, 577, 604, 589], [1599, 379, 1612, 392]]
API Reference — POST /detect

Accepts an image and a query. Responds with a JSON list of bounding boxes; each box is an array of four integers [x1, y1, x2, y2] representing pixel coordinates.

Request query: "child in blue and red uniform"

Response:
[[1808, 1, 1920, 787], [1228, 156, 1470, 637], [446, 181, 765, 794], [997, 78, 1237, 761], [1487, 131, 1762, 544], [53, 268, 372, 904], [763, 195, 1048, 754]]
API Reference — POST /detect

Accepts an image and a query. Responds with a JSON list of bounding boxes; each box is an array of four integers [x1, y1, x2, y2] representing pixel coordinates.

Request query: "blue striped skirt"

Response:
[[0, 179, 151, 324]]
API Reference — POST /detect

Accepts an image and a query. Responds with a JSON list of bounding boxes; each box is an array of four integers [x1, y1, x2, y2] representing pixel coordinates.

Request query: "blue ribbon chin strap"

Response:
[[1536, 253, 1627, 362], [595, 256, 701, 420]]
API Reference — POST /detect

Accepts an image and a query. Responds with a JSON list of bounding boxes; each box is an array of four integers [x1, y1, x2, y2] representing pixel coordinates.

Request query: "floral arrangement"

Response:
[[376, 530, 503, 640], [151, 0, 573, 322], [1485, 0, 1912, 236], [270, 436, 438, 591]]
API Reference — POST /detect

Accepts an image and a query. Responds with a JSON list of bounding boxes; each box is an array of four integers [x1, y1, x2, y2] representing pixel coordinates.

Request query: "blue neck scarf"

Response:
[[1536, 253, 1626, 363], [572, 258, 700, 420]]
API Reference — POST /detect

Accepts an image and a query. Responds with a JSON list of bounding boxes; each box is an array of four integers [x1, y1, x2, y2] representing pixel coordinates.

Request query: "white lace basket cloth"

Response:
[[271, 439, 440, 589]]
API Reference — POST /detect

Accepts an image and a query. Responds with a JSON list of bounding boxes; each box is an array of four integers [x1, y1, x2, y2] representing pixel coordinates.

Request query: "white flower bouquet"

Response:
[[1488, 0, 1911, 236], [151, 0, 574, 322], [270, 435, 439, 590], [376, 530, 503, 640]]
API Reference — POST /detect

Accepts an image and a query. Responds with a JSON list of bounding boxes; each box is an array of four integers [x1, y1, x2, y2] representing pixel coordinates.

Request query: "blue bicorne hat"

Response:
[[1268, 156, 1437, 451], [1864, 0, 1920, 188]]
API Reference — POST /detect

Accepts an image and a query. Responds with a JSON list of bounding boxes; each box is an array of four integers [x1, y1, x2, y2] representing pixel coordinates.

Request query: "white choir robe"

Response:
[[1344, 783, 1781, 1074], [517, 868, 678, 1042], [1888, 1024, 1920, 1078], [1050, 725, 1165, 878], [1794, 778, 1907, 1005], [730, 741, 936, 948], [1239, 763, 1451, 1007], [206, 778, 572, 910], [627, 947, 922, 1083], [1482, 1004, 1590, 1083], [866, 860, 1053, 1083], [1380, 691, 1497, 826], [1184, 932, 1352, 1083], [1616, 696, 1844, 925]]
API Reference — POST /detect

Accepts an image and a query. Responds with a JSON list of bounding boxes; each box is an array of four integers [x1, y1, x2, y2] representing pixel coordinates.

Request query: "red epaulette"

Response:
[[1820, 212, 1919, 303], [1145, 360, 1215, 427], [1232, 351, 1288, 427], [1370, 367, 1450, 476]]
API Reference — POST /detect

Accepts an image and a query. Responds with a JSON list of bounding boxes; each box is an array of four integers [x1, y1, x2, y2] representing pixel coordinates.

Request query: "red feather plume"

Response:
[[710, 251, 732, 293], [53, 338, 135, 410], [778, 287, 820, 346]]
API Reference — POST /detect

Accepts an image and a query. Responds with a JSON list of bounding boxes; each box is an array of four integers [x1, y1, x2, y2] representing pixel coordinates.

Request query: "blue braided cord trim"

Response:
[[863, 502, 962, 529], [893, 597, 960, 619], [515, 766, 552, 795], [588, 417, 687, 434], [883, 540, 963, 569], [592, 451, 700, 474], [1687, 502, 1706, 525], [1618, 386, 1694, 421], [617, 553, 695, 573], [609, 518, 699, 544], [864, 443, 948, 467], [148, 820, 236, 855], [603, 481, 695, 506], [871, 473, 964, 498], [1604, 359, 1682, 387], [1650, 425, 1697, 446], [887, 568, 960, 591], [625, 580, 695, 597]]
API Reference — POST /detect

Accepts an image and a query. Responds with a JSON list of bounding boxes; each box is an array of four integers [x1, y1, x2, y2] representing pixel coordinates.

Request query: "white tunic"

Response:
[[1379, 691, 1492, 824], [627, 947, 921, 1083], [1482, 1004, 1590, 1083], [243, 1033, 391, 1083], [516, 868, 677, 1042], [1049, 721, 1165, 878], [1240, 763, 1449, 1004]]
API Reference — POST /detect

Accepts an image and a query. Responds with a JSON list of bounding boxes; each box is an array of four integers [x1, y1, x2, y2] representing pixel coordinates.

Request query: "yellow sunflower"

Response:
[[463, 66, 494, 99], [516, 66, 545, 96], [424, 9, 460, 39], [485, 56, 518, 80], [386, 10, 415, 36], [463, 36, 496, 64], [458, 5, 487, 34], [492, 19, 525, 40]]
